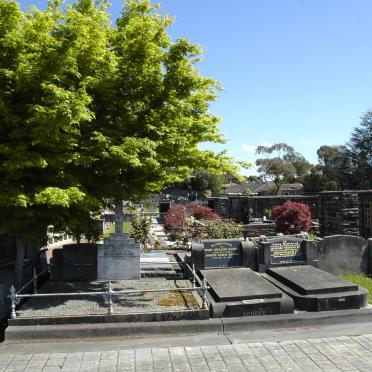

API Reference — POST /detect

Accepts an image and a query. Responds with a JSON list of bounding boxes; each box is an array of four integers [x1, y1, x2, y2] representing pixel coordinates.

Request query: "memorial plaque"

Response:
[[204, 239, 242, 268], [270, 239, 305, 265]]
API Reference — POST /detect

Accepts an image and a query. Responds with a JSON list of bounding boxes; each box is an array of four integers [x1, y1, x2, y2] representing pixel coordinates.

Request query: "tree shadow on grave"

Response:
[[18, 280, 154, 314]]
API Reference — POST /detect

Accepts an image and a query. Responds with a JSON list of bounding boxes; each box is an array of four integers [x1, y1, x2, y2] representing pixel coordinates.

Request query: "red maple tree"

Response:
[[272, 201, 312, 233]]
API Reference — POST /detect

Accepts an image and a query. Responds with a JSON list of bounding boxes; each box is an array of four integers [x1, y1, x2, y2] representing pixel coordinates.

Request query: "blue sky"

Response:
[[21, 1, 372, 173]]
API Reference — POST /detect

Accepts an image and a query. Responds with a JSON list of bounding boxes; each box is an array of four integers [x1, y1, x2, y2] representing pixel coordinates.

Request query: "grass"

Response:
[[341, 273, 372, 304], [102, 221, 132, 238], [158, 291, 198, 308]]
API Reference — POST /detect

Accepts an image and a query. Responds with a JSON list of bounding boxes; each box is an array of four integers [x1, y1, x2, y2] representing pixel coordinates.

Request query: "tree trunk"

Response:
[[15, 238, 26, 290]]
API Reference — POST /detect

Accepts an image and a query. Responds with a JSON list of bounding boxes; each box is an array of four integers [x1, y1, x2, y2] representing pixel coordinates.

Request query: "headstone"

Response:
[[199, 268, 294, 317], [204, 240, 242, 268], [263, 265, 368, 311], [50, 244, 97, 281], [258, 236, 318, 272], [191, 239, 256, 270], [317, 235, 370, 275], [97, 201, 140, 280]]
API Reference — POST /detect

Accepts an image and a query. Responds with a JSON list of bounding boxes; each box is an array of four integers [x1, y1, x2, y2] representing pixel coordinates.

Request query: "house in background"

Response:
[[222, 182, 304, 196]]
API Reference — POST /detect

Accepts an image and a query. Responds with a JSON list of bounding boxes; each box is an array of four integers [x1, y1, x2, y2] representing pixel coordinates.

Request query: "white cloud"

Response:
[[241, 144, 257, 153]]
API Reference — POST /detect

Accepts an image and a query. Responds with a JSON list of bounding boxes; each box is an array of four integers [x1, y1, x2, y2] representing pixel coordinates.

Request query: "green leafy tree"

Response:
[[316, 145, 351, 190], [348, 112, 372, 189], [0, 0, 238, 286]]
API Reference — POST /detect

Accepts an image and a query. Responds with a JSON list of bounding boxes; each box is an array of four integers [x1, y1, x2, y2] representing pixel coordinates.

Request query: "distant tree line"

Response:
[[166, 111, 371, 195]]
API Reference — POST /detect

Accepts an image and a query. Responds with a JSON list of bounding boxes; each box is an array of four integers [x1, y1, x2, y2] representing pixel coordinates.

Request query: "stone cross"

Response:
[[114, 201, 131, 234]]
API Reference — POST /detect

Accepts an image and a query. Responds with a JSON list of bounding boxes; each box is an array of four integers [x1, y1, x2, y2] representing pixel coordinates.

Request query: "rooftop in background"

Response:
[[221, 182, 304, 196]]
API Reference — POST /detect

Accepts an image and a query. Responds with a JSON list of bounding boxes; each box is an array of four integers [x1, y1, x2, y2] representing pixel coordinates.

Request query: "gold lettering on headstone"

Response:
[[271, 240, 302, 259]]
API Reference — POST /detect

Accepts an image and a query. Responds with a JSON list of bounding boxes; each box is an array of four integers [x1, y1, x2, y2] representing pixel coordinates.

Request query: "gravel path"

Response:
[[17, 279, 198, 317]]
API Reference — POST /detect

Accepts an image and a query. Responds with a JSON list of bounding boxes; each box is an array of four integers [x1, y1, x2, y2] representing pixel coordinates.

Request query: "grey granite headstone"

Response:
[[97, 201, 140, 280], [317, 235, 369, 275]]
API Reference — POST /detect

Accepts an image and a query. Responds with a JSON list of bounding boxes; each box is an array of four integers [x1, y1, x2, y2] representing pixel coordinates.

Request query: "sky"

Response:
[[20, 0, 372, 174]]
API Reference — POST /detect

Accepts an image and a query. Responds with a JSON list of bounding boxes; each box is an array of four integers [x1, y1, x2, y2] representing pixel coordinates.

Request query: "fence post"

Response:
[[33, 268, 38, 294], [201, 278, 208, 310], [106, 281, 114, 315], [192, 264, 196, 288], [9, 285, 17, 319]]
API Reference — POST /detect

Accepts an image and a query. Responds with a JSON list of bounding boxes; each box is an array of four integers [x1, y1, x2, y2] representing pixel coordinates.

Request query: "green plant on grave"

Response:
[[189, 219, 244, 240], [130, 211, 152, 246]]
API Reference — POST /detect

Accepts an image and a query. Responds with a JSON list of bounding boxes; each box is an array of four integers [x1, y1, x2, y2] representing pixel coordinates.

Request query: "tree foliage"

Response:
[[272, 201, 312, 234], [0, 0, 238, 285], [348, 112, 372, 189], [255, 143, 311, 193]]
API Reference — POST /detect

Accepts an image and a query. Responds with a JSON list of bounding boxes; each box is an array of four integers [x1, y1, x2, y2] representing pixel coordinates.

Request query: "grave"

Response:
[[257, 235, 318, 272], [317, 235, 372, 276], [263, 265, 368, 311], [51, 243, 97, 281], [199, 267, 294, 317], [97, 201, 140, 280], [191, 239, 256, 270]]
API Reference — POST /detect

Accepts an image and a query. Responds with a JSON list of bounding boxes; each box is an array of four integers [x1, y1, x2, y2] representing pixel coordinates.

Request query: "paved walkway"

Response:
[[2, 334, 372, 371]]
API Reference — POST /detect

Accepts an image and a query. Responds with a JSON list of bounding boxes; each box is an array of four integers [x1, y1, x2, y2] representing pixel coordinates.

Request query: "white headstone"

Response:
[[97, 201, 140, 280]]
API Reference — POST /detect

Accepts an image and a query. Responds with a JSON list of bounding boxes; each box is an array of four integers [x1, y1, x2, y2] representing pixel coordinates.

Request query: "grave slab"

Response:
[[199, 268, 294, 317], [263, 265, 368, 311]]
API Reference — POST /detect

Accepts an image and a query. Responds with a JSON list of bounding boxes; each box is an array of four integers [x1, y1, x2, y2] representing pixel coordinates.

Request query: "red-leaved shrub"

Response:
[[271, 201, 312, 233], [164, 203, 219, 229]]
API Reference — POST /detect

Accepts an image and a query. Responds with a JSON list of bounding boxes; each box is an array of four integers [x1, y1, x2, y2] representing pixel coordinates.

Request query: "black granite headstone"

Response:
[[204, 240, 242, 268], [191, 239, 256, 270], [258, 236, 318, 272]]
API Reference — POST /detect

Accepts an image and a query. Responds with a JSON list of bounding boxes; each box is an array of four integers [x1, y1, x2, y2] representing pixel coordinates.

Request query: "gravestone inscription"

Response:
[[97, 201, 140, 280], [190, 239, 256, 270], [204, 240, 242, 268], [258, 236, 317, 272], [270, 239, 305, 264]]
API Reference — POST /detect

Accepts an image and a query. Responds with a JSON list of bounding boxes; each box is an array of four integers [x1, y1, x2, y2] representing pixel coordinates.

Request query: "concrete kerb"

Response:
[[4, 318, 223, 343], [221, 307, 372, 332], [5, 307, 372, 343]]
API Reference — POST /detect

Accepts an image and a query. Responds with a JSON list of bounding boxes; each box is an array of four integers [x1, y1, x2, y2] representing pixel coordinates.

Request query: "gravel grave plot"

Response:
[[17, 279, 199, 317]]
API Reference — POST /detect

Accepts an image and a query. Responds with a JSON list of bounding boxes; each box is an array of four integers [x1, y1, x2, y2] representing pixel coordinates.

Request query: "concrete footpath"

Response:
[[2, 322, 372, 371]]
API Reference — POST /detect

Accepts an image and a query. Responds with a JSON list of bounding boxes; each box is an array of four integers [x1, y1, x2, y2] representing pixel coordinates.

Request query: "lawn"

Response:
[[341, 273, 372, 304]]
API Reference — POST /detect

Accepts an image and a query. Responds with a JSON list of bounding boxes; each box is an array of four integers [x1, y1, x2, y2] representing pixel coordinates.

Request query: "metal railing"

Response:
[[8, 267, 50, 319], [8, 270, 209, 320]]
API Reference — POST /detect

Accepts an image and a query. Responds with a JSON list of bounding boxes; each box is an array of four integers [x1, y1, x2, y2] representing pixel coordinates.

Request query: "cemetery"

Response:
[[1, 5, 372, 366], [2, 195, 372, 343]]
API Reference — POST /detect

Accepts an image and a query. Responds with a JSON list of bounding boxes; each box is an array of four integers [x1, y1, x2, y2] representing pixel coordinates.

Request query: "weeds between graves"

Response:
[[341, 273, 372, 304]]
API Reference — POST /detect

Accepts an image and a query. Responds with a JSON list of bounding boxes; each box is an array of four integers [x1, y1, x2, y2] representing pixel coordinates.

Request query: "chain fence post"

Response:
[[9, 285, 18, 319], [106, 281, 114, 315], [202, 278, 208, 310], [192, 264, 196, 288], [33, 268, 38, 294]]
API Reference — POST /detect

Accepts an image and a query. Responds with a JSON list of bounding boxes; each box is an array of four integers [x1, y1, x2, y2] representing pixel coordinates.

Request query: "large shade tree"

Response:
[[0, 0, 238, 287]]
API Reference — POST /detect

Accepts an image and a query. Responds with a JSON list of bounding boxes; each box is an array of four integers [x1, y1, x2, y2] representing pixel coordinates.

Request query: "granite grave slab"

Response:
[[199, 268, 294, 317], [263, 265, 368, 311]]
